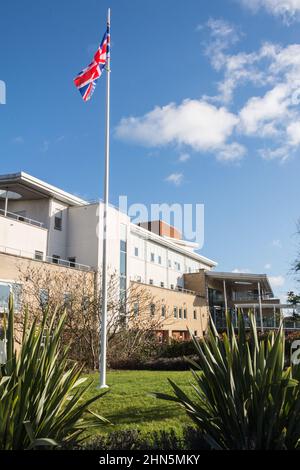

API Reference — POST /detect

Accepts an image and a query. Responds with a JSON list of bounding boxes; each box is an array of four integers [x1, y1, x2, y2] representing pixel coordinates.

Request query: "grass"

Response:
[[84, 370, 193, 437]]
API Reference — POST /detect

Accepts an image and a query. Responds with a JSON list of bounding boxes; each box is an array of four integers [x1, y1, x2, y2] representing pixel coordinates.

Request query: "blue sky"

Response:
[[1, 0, 300, 299]]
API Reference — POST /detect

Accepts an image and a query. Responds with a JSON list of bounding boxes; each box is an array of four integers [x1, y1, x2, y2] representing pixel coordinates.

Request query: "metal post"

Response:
[[258, 281, 264, 333], [223, 279, 228, 314], [4, 190, 8, 216], [99, 8, 111, 389]]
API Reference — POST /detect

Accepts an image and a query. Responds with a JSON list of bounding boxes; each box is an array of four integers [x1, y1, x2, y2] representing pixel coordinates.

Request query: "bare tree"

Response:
[[16, 262, 172, 369]]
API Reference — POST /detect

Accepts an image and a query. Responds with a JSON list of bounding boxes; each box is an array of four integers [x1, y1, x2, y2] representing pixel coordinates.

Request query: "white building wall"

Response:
[[67, 203, 99, 268], [97, 203, 131, 280], [0, 215, 48, 258], [129, 227, 213, 290], [47, 199, 69, 260]]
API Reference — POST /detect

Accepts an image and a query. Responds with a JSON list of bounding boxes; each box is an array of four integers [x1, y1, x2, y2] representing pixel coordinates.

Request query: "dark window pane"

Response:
[[120, 252, 126, 275]]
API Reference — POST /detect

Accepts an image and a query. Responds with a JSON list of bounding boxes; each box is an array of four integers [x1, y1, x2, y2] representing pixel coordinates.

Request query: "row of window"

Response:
[[134, 247, 196, 273], [133, 302, 199, 320], [149, 279, 179, 291]]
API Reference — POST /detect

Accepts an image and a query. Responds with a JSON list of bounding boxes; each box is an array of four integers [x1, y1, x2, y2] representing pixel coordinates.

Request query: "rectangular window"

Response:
[[160, 282, 164, 288], [184, 309, 187, 319], [150, 252, 155, 262], [168, 259, 172, 268], [0, 283, 22, 312], [194, 330, 198, 337], [120, 240, 127, 252], [134, 247, 139, 257], [133, 302, 139, 317], [162, 305, 166, 317], [54, 211, 62, 231], [82, 296, 90, 313], [52, 255, 60, 264], [120, 277, 127, 291], [0, 283, 11, 311], [64, 292, 72, 307], [149, 279, 153, 285], [34, 250, 44, 261], [179, 308, 182, 319], [170, 284, 174, 290], [12, 284, 22, 311], [39, 289, 49, 308], [68, 257, 76, 268], [120, 251, 126, 276], [174, 307, 178, 318], [158, 255, 162, 265], [150, 303, 155, 316], [193, 310, 197, 320]]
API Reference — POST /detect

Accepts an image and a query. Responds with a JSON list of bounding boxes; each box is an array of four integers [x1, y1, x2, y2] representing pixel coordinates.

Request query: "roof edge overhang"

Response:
[[0, 172, 88, 207]]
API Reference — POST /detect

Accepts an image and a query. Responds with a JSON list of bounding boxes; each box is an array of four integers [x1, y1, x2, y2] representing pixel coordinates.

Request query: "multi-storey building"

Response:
[[0, 171, 285, 340]]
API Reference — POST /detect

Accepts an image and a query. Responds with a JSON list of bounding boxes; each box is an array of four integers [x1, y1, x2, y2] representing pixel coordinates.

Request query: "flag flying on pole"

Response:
[[74, 24, 110, 101]]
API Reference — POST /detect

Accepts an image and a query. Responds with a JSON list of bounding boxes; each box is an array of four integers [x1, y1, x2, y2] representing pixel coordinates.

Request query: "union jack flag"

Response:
[[74, 24, 110, 102]]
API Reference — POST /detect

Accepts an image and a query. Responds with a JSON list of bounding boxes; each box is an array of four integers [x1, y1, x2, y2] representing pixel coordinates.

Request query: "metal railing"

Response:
[[0, 208, 44, 228], [210, 307, 300, 331], [45, 256, 92, 272], [130, 277, 199, 296], [0, 245, 93, 272]]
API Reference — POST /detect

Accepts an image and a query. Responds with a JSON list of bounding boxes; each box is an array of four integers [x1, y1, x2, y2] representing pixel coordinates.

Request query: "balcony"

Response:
[[210, 307, 300, 331], [0, 208, 44, 228], [0, 245, 93, 272]]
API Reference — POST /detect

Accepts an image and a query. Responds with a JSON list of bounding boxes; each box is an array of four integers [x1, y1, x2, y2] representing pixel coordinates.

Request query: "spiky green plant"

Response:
[[0, 296, 108, 450], [155, 312, 300, 450]]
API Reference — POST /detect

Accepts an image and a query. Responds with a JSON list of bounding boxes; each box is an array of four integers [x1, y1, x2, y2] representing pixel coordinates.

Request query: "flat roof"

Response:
[[205, 271, 273, 295], [0, 172, 88, 206], [131, 223, 218, 268]]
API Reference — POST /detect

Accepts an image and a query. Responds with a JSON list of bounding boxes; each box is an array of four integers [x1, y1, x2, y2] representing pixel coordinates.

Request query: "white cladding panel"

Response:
[[67, 204, 99, 268], [97, 204, 131, 279], [47, 200, 69, 260], [0, 216, 47, 258]]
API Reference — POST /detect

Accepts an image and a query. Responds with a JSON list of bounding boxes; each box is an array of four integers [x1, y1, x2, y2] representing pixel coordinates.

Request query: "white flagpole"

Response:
[[99, 7, 111, 389]]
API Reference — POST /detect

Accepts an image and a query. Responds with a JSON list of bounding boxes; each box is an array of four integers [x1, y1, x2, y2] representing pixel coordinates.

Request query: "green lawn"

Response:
[[84, 370, 194, 436]]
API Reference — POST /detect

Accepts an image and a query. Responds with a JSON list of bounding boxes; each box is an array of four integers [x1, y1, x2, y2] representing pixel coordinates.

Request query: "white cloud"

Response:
[[232, 268, 251, 273], [116, 20, 300, 164], [238, 0, 300, 23], [272, 239, 282, 247], [264, 263, 272, 269], [287, 121, 300, 146], [216, 143, 246, 162], [239, 83, 291, 136], [116, 99, 239, 154], [259, 145, 290, 161], [178, 153, 190, 163], [165, 173, 183, 186], [269, 275, 285, 288]]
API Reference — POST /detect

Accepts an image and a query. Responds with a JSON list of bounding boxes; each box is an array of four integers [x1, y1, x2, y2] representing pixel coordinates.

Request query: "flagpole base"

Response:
[[97, 384, 109, 390]]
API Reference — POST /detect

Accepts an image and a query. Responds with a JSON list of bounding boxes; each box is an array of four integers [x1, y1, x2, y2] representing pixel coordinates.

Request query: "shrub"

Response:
[[158, 340, 197, 358], [109, 355, 199, 371], [0, 297, 107, 449], [70, 427, 210, 450], [155, 312, 300, 450]]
